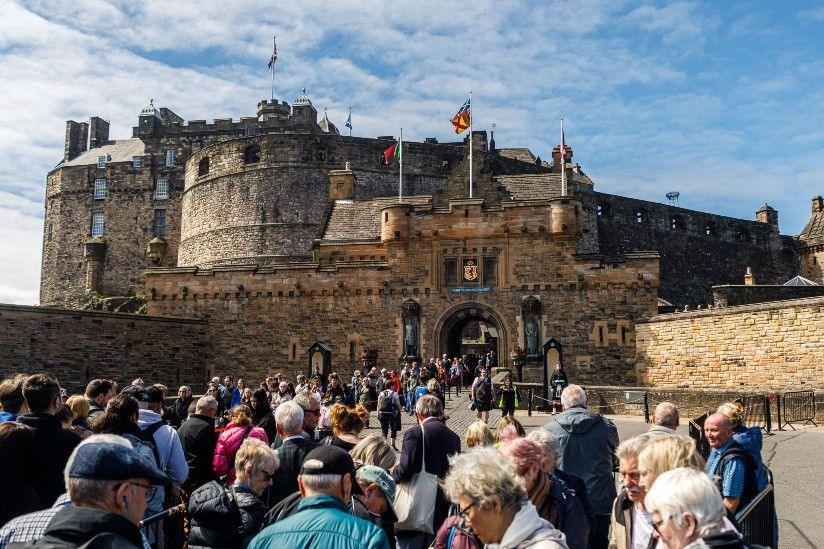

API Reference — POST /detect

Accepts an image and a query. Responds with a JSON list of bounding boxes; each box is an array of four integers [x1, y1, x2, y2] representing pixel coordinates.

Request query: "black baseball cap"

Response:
[[145, 386, 164, 404], [301, 446, 362, 494], [121, 384, 149, 402]]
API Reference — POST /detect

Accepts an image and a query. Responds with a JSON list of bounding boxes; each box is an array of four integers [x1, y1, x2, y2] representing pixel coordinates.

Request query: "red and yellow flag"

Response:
[[451, 99, 471, 134]]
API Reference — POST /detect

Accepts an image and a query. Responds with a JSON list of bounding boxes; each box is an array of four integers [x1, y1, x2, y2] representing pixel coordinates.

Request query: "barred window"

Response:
[[91, 212, 104, 237], [93, 178, 107, 200], [165, 149, 175, 167], [153, 209, 166, 237], [155, 179, 169, 200], [132, 156, 142, 168], [97, 155, 107, 168]]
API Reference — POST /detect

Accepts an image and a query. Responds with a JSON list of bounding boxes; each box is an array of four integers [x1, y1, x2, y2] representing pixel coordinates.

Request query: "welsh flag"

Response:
[[383, 140, 400, 165]]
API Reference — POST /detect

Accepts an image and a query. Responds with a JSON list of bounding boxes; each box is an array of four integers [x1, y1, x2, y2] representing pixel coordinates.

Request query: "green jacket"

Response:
[[249, 494, 389, 549]]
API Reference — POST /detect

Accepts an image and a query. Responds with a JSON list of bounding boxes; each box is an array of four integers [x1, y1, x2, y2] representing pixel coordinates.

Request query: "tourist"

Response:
[[441, 447, 569, 548], [0, 422, 40, 525], [237, 378, 247, 396], [545, 384, 618, 549], [132, 378, 147, 388], [703, 413, 758, 515], [500, 437, 589, 549], [394, 395, 461, 548], [242, 387, 254, 408], [471, 368, 495, 423], [377, 379, 401, 450], [498, 375, 520, 418], [249, 388, 277, 443], [269, 400, 318, 508], [0, 374, 27, 423], [83, 378, 116, 423], [293, 392, 322, 441], [65, 395, 94, 438], [403, 364, 418, 415], [135, 385, 189, 489], [207, 382, 225, 418], [323, 376, 346, 406], [359, 377, 378, 427], [609, 433, 654, 549], [465, 419, 494, 448], [169, 385, 194, 428], [644, 468, 750, 549], [367, 366, 381, 388], [24, 436, 169, 548], [322, 403, 367, 451], [177, 395, 220, 492], [496, 414, 526, 443], [271, 381, 293, 408], [16, 373, 81, 508], [249, 445, 389, 549], [223, 376, 241, 411], [353, 465, 399, 549], [649, 401, 680, 436], [427, 378, 445, 409], [214, 404, 269, 484], [550, 364, 568, 414], [716, 401, 768, 491], [188, 438, 277, 548], [351, 434, 398, 471]]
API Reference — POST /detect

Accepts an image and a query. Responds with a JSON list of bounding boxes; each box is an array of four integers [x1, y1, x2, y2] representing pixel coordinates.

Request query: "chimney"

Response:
[[755, 203, 778, 232], [744, 267, 754, 286], [89, 116, 110, 149], [329, 162, 356, 200], [64, 120, 88, 162], [551, 144, 572, 173], [813, 196, 823, 214]]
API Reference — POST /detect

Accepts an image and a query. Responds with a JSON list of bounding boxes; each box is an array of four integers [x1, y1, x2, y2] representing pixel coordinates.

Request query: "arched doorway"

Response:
[[434, 302, 508, 376]]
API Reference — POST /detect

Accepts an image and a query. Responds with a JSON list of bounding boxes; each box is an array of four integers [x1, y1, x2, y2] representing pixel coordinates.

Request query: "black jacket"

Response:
[[85, 399, 105, 424], [177, 414, 218, 488], [16, 413, 81, 508], [267, 437, 318, 508], [188, 481, 266, 548], [251, 412, 276, 444], [171, 396, 193, 427], [393, 417, 461, 533], [12, 504, 143, 548]]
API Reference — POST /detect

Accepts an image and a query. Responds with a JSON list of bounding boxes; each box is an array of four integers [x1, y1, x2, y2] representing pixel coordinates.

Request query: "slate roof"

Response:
[[498, 147, 537, 163], [323, 196, 432, 241], [60, 138, 146, 168], [783, 275, 819, 286], [496, 173, 563, 201], [799, 210, 824, 242]]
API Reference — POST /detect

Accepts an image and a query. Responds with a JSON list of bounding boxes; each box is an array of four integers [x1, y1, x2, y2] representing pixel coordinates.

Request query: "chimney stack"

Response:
[[89, 116, 110, 149], [813, 196, 823, 214], [64, 120, 88, 162]]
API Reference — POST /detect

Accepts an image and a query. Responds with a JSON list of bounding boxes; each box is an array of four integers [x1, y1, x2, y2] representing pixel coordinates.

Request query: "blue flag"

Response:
[[345, 108, 352, 130]]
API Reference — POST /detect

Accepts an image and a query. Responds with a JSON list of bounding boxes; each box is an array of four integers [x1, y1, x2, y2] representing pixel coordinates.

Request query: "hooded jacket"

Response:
[[15, 505, 143, 548], [187, 481, 266, 548], [545, 408, 619, 515], [213, 423, 268, 483], [486, 501, 569, 549], [732, 426, 768, 491]]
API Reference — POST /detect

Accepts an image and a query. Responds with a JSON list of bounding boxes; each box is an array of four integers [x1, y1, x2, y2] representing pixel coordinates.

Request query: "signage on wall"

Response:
[[450, 287, 491, 293]]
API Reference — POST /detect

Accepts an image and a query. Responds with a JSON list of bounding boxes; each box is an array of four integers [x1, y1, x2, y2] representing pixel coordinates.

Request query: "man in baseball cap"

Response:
[[353, 465, 398, 543]]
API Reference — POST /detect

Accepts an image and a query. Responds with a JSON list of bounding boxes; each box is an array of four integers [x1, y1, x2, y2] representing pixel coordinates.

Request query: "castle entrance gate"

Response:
[[433, 302, 508, 375]]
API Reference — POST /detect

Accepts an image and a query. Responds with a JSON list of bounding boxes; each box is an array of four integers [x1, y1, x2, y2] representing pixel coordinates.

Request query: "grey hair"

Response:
[[653, 402, 680, 429], [300, 473, 342, 490], [527, 428, 561, 457], [275, 400, 304, 435], [64, 434, 133, 503], [616, 432, 653, 462], [235, 438, 278, 474], [196, 395, 218, 412], [294, 392, 320, 411], [415, 394, 443, 418], [644, 467, 725, 538], [350, 434, 397, 471], [442, 448, 527, 511], [561, 384, 587, 409], [178, 385, 192, 397]]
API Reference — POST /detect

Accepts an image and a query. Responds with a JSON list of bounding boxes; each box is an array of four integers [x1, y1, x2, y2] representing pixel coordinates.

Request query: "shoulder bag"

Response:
[[393, 422, 438, 533]]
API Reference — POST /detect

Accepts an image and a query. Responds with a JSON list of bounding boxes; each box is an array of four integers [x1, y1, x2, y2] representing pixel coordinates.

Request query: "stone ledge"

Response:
[[0, 303, 204, 324], [639, 295, 824, 324]]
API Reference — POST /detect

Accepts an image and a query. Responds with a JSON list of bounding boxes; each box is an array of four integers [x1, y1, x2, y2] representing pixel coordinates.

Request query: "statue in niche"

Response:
[[522, 296, 542, 356], [526, 319, 540, 356], [402, 300, 421, 358]]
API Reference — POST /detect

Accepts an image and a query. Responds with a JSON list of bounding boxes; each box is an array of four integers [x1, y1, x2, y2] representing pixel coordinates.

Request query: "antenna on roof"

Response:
[[666, 191, 680, 205]]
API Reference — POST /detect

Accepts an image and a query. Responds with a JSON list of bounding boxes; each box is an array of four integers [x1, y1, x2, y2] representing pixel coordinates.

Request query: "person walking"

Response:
[[214, 405, 269, 484], [498, 375, 519, 418], [471, 368, 495, 423], [377, 379, 401, 450]]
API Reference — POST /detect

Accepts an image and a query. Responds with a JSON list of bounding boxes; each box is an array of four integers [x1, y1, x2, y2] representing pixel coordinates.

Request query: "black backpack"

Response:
[[711, 443, 759, 511], [378, 390, 398, 414]]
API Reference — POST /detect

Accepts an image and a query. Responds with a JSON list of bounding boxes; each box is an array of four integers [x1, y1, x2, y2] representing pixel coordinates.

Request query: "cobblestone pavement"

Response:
[[365, 391, 824, 548]]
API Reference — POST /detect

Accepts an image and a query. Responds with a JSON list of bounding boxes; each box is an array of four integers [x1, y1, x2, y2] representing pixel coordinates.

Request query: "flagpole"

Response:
[[560, 117, 567, 196], [348, 106, 352, 137], [468, 91, 473, 199], [399, 128, 404, 203], [271, 35, 276, 100]]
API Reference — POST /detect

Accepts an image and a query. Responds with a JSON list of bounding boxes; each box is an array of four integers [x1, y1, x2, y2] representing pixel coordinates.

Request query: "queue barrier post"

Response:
[[528, 388, 533, 417]]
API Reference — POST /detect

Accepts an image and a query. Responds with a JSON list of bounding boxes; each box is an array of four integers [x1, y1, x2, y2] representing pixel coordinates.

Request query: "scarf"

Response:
[[528, 470, 559, 527]]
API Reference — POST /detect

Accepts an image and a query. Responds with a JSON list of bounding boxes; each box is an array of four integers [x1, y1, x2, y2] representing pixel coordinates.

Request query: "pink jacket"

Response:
[[213, 422, 268, 483]]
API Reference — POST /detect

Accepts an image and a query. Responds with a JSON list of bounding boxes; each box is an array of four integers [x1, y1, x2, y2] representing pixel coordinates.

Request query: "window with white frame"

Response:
[[91, 212, 104, 236], [165, 149, 175, 166], [133, 156, 142, 168], [93, 178, 107, 200], [97, 155, 107, 168], [155, 179, 169, 200]]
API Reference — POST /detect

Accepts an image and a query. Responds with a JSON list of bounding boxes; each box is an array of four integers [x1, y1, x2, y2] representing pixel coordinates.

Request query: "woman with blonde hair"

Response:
[[716, 401, 768, 491], [213, 404, 269, 483], [65, 395, 93, 438], [350, 433, 397, 471], [465, 419, 494, 448], [495, 414, 526, 444], [326, 403, 369, 451], [637, 434, 705, 493]]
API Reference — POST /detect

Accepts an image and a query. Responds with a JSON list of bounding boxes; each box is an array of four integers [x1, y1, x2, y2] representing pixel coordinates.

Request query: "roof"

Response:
[[783, 275, 819, 286], [498, 147, 537, 163], [323, 196, 431, 241], [495, 173, 563, 200], [60, 138, 145, 168], [799, 211, 824, 242], [319, 110, 339, 135]]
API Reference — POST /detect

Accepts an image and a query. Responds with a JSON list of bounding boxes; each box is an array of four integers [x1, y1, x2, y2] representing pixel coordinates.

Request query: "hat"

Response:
[[145, 386, 164, 404], [300, 446, 362, 494], [69, 441, 169, 485], [121, 384, 149, 402], [356, 465, 398, 522]]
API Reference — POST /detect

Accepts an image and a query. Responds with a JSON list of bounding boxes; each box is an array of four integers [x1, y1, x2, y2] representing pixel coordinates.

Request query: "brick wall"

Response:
[[636, 296, 824, 390], [0, 304, 209, 393]]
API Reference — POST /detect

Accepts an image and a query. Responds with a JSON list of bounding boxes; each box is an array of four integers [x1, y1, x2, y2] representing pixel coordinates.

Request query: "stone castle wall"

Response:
[[0, 304, 209, 393], [635, 296, 824, 390]]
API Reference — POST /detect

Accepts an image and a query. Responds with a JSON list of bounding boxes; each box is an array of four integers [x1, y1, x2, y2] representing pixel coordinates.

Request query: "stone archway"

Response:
[[433, 302, 509, 369]]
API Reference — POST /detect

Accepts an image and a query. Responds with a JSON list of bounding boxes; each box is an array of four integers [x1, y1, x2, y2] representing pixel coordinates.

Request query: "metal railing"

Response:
[[740, 394, 771, 434], [735, 469, 776, 548], [781, 390, 817, 429], [688, 413, 712, 461]]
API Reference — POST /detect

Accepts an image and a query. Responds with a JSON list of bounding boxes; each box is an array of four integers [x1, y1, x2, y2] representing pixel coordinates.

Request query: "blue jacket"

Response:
[[0, 411, 15, 423], [249, 494, 389, 549], [733, 425, 768, 491]]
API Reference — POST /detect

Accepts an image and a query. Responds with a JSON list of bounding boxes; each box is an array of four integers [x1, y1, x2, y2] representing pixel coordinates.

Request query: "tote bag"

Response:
[[393, 424, 439, 533]]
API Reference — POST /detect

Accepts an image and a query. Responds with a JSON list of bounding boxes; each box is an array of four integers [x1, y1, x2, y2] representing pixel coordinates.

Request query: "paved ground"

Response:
[[367, 391, 823, 548]]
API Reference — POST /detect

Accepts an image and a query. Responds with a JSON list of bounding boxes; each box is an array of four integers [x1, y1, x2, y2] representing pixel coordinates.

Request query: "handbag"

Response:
[[393, 423, 439, 533]]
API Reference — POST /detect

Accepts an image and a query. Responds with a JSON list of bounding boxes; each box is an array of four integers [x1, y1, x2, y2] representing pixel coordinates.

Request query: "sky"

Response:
[[1, 1, 823, 304]]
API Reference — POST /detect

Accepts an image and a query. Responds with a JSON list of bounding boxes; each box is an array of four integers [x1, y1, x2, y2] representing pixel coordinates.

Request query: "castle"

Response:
[[35, 89, 824, 390]]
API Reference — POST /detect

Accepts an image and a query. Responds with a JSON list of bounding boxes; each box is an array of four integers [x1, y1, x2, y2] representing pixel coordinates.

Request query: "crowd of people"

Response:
[[0, 365, 771, 549]]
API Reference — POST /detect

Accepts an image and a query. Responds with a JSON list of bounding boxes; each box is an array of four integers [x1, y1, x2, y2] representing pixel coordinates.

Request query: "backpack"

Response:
[[378, 390, 398, 414], [138, 421, 165, 469], [476, 379, 491, 401], [712, 443, 759, 511]]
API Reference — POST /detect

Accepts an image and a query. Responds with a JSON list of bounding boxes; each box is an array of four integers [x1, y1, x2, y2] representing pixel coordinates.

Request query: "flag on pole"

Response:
[[451, 99, 471, 134], [383, 139, 400, 165], [560, 117, 567, 196], [268, 38, 277, 70], [345, 106, 352, 130]]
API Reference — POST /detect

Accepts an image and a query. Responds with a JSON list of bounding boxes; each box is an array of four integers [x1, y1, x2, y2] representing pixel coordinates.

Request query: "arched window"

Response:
[[670, 215, 684, 230], [244, 145, 261, 164], [635, 211, 645, 224], [197, 157, 209, 176]]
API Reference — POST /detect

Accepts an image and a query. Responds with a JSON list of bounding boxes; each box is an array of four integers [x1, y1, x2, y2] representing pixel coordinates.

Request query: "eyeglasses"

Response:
[[259, 469, 275, 482], [456, 501, 476, 519], [125, 481, 157, 500], [651, 518, 665, 535]]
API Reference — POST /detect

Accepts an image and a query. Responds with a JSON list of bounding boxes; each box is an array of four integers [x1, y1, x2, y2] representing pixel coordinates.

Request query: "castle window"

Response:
[[349, 341, 356, 362], [244, 145, 261, 164], [93, 178, 107, 200], [597, 205, 603, 216], [705, 222, 717, 236], [197, 157, 209, 176], [635, 211, 644, 223], [483, 257, 497, 286], [155, 179, 169, 200], [670, 215, 684, 230], [153, 209, 166, 237], [132, 156, 142, 168], [245, 125, 260, 137], [97, 155, 107, 168], [444, 259, 458, 287], [90, 212, 104, 237], [47, 223, 52, 242], [165, 149, 175, 167]]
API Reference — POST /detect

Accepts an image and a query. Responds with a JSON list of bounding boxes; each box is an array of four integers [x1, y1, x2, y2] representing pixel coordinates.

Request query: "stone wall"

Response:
[[0, 304, 209, 393], [635, 296, 824, 390], [712, 284, 824, 307]]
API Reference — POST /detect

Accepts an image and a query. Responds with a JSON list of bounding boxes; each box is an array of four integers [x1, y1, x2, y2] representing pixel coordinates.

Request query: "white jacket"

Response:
[[487, 501, 569, 549]]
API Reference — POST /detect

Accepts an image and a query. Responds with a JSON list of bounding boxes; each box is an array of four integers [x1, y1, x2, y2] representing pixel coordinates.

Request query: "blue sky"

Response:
[[1, 1, 823, 304]]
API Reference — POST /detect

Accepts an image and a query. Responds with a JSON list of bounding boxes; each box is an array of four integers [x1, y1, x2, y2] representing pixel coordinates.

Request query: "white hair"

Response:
[[178, 385, 192, 396], [616, 432, 654, 462], [300, 473, 342, 490], [275, 400, 305, 435], [654, 402, 680, 429], [644, 468, 725, 538], [64, 434, 133, 504], [442, 448, 527, 511], [415, 394, 443, 418], [528, 429, 561, 457], [560, 384, 587, 409], [196, 395, 218, 412]]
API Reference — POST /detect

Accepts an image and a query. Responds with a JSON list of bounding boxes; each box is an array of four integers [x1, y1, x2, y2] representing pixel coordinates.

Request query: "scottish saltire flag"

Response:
[[345, 108, 352, 130], [268, 37, 277, 70], [451, 99, 471, 134]]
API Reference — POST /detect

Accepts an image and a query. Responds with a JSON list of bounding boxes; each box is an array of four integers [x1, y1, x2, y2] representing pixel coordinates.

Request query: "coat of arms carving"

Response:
[[463, 259, 478, 281]]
